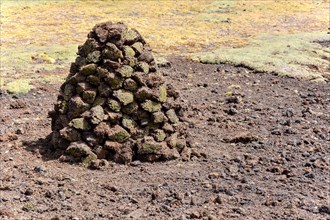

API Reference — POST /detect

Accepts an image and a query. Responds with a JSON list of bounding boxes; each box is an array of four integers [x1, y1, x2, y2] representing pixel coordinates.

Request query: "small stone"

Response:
[[122, 117, 137, 132], [215, 195, 222, 204], [138, 51, 154, 63], [104, 59, 121, 69], [63, 84, 74, 101], [78, 38, 100, 56], [80, 64, 97, 76], [163, 123, 174, 133], [113, 89, 134, 105], [117, 65, 134, 78], [104, 72, 124, 89], [180, 147, 191, 161], [81, 153, 98, 166], [121, 102, 139, 115], [125, 28, 144, 45], [123, 46, 135, 58], [75, 56, 86, 68], [103, 43, 123, 61], [60, 127, 81, 142], [96, 67, 109, 78], [135, 87, 154, 102], [104, 141, 133, 163], [22, 202, 35, 212], [125, 56, 138, 67], [69, 118, 91, 131], [107, 99, 121, 112], [161, 147, 180, 160], [141, 100, 161, 112], [66, 141, 94, 159], [82, 132, 100, 147], [90, 105, 105, 124], [98, 82, 112, 97], [76, 82, 92, 94], [146, 74, 165, 88], [108, 125, 131, 143], [138, 136, 165, 154], [152, 111, 166, 124], [34, 166, 46, 173], [86, 75, 100, 86], [166, 133, 178, 148], [176, 138, 186, 152], [93, 96, 106, 106], [158, 85, 167, 102], [166, 109, 179, 124], [132, 72, 147, 86], [209, 172, 220, 179], [131, 42, 143, 54], [153, 129, 166, 142], [136, 61, 149, 73], [24, 188, 33, 196], [190, 210, 201, 219], [123, 78, 138, 91], [106, 111, 123, 124], [82, 89, 97, 104], [66, 72, 86, 85], [86, 51, 101, 63], [89, 159, 109, 170], [225, 96, 241, 104], [223, 131, 258, 143], [166, 84, 179, 99]]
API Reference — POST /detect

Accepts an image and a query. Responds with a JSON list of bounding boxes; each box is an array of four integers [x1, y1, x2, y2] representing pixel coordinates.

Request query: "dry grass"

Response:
[[190, 32, 329, 81], [0, 0, 329, 92]]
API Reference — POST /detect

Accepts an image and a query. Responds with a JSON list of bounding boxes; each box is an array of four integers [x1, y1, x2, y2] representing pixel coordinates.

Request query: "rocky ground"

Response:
[[0, 57, 329, 219]]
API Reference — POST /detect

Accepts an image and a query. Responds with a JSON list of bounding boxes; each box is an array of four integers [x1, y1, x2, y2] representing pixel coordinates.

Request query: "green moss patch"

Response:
[[5, 79, 33, 94], [189, 32, 329, 82]]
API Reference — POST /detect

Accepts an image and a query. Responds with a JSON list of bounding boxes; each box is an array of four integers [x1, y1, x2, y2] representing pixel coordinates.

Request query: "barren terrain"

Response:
[[0, 57, 329, 219]]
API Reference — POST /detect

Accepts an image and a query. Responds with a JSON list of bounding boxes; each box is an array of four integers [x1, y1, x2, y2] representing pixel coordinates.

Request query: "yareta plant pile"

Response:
[[49, 21, 192, 165]]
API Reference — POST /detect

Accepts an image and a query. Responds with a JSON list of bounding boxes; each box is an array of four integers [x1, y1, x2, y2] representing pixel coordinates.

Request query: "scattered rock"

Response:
[[223, 131, 258, 143]]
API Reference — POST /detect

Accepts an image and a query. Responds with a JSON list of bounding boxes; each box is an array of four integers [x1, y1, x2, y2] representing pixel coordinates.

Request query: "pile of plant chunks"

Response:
[[50, 21, 192, 166]]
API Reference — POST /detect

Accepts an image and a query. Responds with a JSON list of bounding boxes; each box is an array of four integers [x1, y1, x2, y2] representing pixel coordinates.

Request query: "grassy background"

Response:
[[0, 0, 329, 93]]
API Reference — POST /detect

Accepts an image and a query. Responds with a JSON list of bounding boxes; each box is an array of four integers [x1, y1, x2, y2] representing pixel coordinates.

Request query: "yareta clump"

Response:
[[49, 21, 191, 165]]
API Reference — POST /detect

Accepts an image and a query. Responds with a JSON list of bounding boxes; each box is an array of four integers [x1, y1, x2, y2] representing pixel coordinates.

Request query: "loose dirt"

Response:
[[0, 57, 329, 219]]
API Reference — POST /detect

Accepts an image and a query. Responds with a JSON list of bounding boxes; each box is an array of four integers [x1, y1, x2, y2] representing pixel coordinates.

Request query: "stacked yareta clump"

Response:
[[50, 21, 189, 164]]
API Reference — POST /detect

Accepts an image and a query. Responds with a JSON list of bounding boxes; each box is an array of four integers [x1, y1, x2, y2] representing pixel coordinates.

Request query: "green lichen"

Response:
[[22, 202, 35, 212], [108, 125, 131, 143], [107, 99, 121, 112], [142, 100, 161, 113], [139, 140, 164, 154], [158, 85, 167, 102], [117, 65, 134, 78], [113, 89, 134, 105], [69, 118, 91, 131], [81, 153, 97, 166], [5, 79, 33, 94]]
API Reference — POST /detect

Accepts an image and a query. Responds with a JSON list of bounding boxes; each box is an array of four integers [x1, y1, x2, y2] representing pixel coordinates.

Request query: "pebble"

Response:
[[34, 166, 46, 173], [24, 188, 33, 196], [208, 172, 220, 179]]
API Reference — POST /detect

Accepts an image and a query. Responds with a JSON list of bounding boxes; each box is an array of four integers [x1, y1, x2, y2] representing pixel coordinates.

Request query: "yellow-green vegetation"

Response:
[[1, 0, 327, 53], [0, 44, 76, 76], [190, 32, 329, 81], [22, 202, 35, 212], [0, 0, 328, 93], [225, 91, 234, 96], [5, 79, 33, 94]]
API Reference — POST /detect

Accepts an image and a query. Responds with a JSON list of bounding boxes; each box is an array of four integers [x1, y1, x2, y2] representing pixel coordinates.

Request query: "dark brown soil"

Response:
[[0, 57, 329, 220]]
